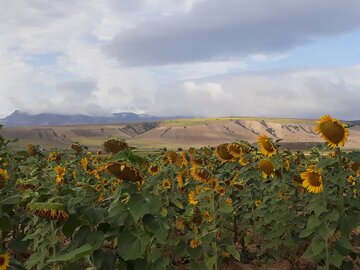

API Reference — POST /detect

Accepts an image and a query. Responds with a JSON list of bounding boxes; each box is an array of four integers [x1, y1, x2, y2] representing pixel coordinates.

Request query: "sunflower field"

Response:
[[0, 115, 359, 270]]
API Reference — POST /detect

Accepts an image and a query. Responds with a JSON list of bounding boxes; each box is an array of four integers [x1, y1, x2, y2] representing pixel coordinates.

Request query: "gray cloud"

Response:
[[106, 0, 360, 66]]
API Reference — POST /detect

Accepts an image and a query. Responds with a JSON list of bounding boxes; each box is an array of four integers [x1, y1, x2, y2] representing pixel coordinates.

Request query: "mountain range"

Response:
[[0, 110, 181, 127]]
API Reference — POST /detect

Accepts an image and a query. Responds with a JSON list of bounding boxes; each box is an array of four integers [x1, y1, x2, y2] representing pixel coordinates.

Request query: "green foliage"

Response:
[[0, 134, 358, 269]]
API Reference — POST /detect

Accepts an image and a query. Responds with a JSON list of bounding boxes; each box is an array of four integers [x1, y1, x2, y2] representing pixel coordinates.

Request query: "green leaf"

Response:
[[62, 216, 82, 237], [328, 251, 344, 268], [0, 195, 22, 205], [313, 202, 327, 218], [108, 204, 130, 227], [128, 194, 161, 222], [92, 250, 117, 270], [326, 210, 339, 221], [47, 244, 93, 263], [226, 245, 241, 261], [310, 236, 325, 257], [86, 231, 104, 250], [117, 231, 151, 260], [336, 238, 353, 251], [0, 216, 11, 233], [218, 203, 233, 214], [204, 255, 217, 270], [319, 224, 334, 240], [143, 215, 170, 243], [9, 238, 31, 252]]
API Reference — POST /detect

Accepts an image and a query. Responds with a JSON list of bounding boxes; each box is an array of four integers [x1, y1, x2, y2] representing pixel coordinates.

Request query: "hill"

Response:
[[1, 117, 359, 151]]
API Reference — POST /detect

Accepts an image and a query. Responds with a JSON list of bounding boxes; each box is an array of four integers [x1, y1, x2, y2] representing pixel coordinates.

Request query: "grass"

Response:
[[163, 117, 316, 127]]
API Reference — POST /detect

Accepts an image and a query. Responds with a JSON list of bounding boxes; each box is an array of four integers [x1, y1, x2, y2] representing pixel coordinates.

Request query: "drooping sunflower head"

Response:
[[27, 202, 69, 221], [148, 164, 160, 175], [257, 134, 277, 157], [166, 150, 180, 165], [162, 179, 171, 189], [258, 159, 275, 178], [26, 144, 37, 156], [188, 147, 197, 155], [190, 156, 203, 167], [106, 162, 144, 183], [227, 143, 243, 158], [103, 139, 128, 154], [16, 179, 38, 191], [300, 167, 323, 194], [190, 166, 212, 183], [315, 115, 349, 148], [215, 144, 235, 162], [0, 253, 10, 270], [71, 143, 83, 153]]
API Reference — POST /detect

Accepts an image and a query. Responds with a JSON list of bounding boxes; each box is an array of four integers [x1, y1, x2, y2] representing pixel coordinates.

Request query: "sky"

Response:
[[1, 0, 360, 120]]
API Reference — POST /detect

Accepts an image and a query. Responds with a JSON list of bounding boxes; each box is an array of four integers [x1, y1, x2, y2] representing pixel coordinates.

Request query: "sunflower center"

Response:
[[320, 122, 345, 144], [263, 140, 275, 152], [0, 256, 4, 265], [308, 172, 322, 186]]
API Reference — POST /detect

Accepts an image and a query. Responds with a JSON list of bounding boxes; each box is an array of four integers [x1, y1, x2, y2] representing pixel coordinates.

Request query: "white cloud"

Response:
[[151, 66, 360, 120]]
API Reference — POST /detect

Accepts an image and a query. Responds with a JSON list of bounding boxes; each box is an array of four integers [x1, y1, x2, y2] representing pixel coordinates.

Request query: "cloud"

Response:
[[151, 66, 360, 120], [106, 0, 360, 66]]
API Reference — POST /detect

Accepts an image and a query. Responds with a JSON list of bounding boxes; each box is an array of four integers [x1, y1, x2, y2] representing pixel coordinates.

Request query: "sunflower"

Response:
[[284, 159, 291, 171], [300, 167, 323, 193], [48, 152, 61, 162], [255, 200, 261, 207], [166, 150, 179, 165], [224, 197, 233, 206], [227, 143, 243, 158], [215, 144, 235, 162], [315, 115, 349, 148], [0, 253, 10, 270], [27, 202, 69, 221], [203, 211, 213, 223], [239, 155, 250, 166], [0, 169, 9, 181], [162, 179, 171, 189], [71, 143, 83, 153], [258, 159, 275, 178], [81, 157, 89, 171], [208, 178, 219, 190], [190, 167, 212, 183], [190, 156, 203, 167], [180, 151, 190, 167], [176, 171, 185, 188], [54, 166, 66, 184], [103, 139, 128, 154], [190, 239, 201, 249], [175, 216, 186, 231], [257, 134, 277, 157], [188, 191, 198, 205], [26, 144, 37, 156], [148, 164, 160, 175], [188, 147, 197, 155], [106, 162, 144, 183], [15, 179, 38, 191]]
